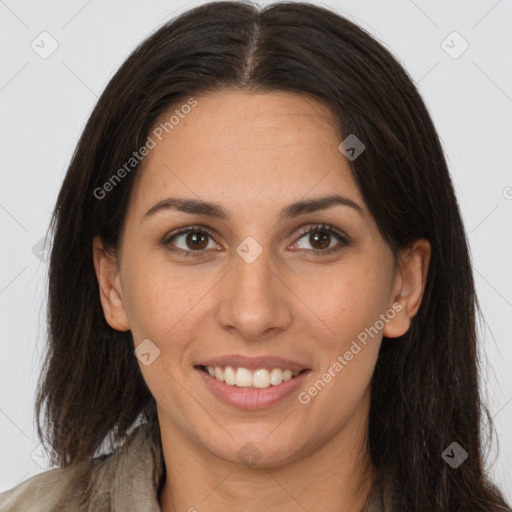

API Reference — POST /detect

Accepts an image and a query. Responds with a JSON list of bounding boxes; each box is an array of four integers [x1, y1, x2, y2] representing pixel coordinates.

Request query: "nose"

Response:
[[214, 244, 293, 342]]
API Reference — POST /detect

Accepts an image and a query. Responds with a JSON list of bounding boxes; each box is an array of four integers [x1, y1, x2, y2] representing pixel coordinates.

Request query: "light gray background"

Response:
[[0, 0, 511, 501]]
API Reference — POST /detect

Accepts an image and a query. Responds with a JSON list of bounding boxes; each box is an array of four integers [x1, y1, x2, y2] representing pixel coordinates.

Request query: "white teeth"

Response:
[[224, 366, 236, 385], [253, 369, 270, 388], [204, 365, 302, 388], [235, 368, 252, 387], [214, 366, 224, 382], [269, 368, 283, 385], [282, 370, 293, 381]]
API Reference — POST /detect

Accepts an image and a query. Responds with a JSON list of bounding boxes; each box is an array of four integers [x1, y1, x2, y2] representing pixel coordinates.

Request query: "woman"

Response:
[[0, 1, 509, 511]]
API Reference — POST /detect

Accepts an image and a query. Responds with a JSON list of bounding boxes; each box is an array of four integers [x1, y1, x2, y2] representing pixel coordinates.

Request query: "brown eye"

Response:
[[309, 230, 331, 250], [164, 226, 219, 256], [185, 231, 209, 250], [292, 224, 349, 255]]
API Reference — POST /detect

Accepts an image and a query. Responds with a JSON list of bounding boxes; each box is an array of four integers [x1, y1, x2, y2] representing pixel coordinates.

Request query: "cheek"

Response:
[[295, 268, 385, 423], [299, 263, 391, 346], [119, 251, 202, 344], [293, 261, 390, 403], [121, 261, 207, 400]]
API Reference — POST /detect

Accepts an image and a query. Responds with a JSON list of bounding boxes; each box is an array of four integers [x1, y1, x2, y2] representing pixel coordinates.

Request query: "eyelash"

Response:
[[163, 224, 349, 259]]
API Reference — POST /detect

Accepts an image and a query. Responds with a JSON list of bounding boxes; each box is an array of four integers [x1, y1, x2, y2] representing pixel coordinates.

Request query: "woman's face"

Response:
[[94, 90, 428, 468]]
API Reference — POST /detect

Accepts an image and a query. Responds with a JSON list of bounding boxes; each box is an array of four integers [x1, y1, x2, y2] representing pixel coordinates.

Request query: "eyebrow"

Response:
[[142, 194, 364, 222]]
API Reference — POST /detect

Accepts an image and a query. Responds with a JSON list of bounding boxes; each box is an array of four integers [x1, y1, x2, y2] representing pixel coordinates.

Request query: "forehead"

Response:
[[128, 90, 367, 220]]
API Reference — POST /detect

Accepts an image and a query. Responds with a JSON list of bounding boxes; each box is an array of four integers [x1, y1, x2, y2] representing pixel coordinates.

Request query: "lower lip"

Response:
[[195, 367, 311, 410]]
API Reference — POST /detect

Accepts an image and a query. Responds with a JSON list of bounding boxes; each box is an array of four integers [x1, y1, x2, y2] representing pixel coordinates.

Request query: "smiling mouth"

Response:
[[195, 365, 309, 389]]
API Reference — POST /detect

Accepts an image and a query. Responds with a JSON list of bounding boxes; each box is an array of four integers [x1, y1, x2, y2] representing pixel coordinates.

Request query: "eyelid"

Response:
[[163, 224, 217, 242], [162, 223, 350, 257], [162, 224, 220, 257], [294, 223, 349, 245]]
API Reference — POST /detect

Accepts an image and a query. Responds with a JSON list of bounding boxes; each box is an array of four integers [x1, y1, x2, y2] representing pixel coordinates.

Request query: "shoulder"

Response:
[[0, 421, 162, 512], [0, 461, 94, 511]]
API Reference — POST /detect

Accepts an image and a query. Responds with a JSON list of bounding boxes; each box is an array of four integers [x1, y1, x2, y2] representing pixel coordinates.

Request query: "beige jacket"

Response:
[[0, 421, 390, 511]]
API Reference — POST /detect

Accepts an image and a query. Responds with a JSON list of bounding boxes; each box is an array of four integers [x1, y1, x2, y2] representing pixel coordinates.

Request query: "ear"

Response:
[[383, 238, 431, 338], [92, 235, 130, 332]]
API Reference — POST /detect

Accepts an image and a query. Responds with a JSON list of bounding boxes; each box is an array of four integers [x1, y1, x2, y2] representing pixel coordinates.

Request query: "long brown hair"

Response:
[[36, 2, 511, 510]]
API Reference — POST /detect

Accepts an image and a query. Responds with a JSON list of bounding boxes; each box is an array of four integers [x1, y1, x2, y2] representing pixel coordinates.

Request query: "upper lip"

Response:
[[195, 354, 310, 372]]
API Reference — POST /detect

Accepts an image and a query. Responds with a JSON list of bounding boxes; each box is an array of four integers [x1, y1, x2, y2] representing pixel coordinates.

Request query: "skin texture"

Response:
[[93, 90, 431, 512]]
